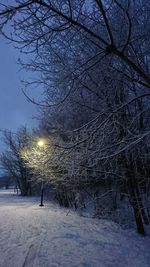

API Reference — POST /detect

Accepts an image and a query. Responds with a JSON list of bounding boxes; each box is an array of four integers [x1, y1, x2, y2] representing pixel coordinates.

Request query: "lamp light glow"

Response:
[[37, 140, 45, 147]]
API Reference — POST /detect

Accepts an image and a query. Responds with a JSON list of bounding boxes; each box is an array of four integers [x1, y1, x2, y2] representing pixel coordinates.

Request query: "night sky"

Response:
[[0, 36, 38, 151]]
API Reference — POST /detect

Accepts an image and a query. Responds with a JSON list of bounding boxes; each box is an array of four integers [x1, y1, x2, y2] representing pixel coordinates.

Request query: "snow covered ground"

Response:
[[0, 189, 150, 267]]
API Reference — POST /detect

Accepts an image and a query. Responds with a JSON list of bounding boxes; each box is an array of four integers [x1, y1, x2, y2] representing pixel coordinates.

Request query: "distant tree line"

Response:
[[0, 175, 14, 189]]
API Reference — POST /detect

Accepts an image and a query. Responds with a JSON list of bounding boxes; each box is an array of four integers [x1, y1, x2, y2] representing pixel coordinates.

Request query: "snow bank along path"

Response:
[[0, 189, 150, 267]]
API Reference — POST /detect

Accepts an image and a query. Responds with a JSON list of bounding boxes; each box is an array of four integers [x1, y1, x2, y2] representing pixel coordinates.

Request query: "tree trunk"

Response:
[[135, 185, 149, 225], [127, 176, 145, 235]]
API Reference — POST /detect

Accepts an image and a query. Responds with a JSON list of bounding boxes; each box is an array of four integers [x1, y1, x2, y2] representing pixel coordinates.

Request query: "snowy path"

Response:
[[0, 190, 150, 267]]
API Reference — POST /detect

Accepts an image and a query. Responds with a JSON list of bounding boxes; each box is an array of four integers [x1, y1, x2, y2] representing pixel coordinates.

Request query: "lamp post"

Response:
[[37, 139, 45, 207], [39, 180, 44, 207]]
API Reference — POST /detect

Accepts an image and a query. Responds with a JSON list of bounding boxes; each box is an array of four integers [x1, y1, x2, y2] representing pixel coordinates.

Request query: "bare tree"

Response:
[[0, 127, 32, 196]]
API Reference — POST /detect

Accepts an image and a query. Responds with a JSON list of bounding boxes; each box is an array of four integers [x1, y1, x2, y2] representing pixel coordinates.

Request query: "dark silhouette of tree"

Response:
[[0, 127, 32, 196]]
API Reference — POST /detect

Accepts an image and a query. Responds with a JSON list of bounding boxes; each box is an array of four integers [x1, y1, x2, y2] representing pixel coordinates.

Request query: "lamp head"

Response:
[[37, 140, 45, 147]]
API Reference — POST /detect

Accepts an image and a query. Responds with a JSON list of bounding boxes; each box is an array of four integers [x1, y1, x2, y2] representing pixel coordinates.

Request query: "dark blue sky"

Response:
[[0, 36, 38, 151]]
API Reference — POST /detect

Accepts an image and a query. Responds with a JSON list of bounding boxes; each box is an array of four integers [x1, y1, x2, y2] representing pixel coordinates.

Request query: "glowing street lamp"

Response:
[[37, 140, 45, 148]]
